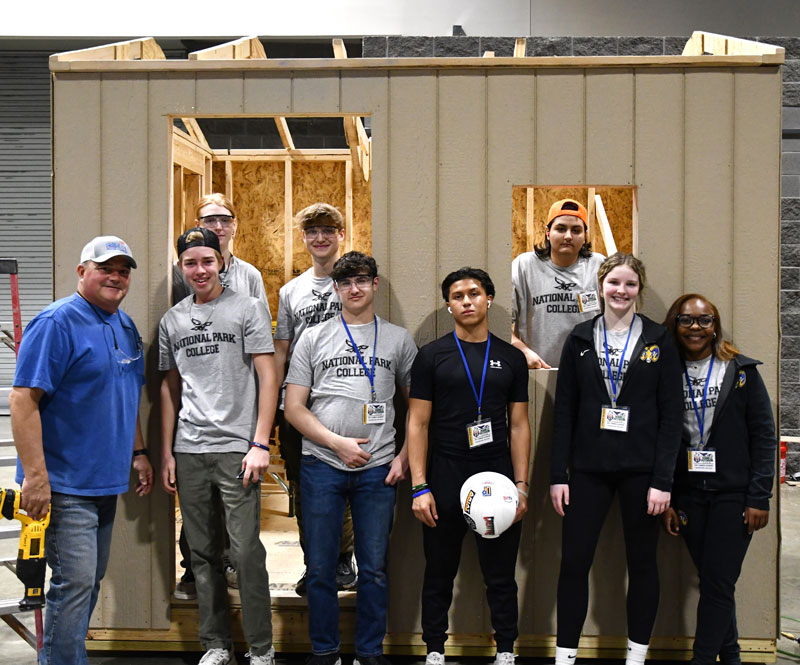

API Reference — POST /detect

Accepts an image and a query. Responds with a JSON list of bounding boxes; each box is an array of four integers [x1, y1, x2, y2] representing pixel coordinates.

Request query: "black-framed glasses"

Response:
[[336, 275, 373, 290], [199, 215, 235, 228], [676, 314, 715, 329]]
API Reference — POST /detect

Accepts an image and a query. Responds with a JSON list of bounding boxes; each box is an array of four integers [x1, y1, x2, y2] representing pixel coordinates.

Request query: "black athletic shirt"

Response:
[[410, 332, 529, 459]]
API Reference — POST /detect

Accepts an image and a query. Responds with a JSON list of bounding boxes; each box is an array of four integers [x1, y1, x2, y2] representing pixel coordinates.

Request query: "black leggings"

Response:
[[672, 489, 752, 665], [557, 471, 660, 648]]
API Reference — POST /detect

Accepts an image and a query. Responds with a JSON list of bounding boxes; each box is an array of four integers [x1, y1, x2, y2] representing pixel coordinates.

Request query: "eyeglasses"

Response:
[[304, 226, 339, 238], [676, 314, 715, 329], [336, 275, 373, 290], [199, 215, 235, 228], [84, 297, 143, 367]]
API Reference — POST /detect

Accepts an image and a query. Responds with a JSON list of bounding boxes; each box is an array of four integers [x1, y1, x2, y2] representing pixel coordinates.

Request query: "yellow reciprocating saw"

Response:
[[0, 488, 49, 610]]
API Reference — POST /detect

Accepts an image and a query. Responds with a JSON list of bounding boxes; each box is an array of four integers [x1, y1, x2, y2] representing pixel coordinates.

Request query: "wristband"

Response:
[[411, 482, 429, 492], [517, 488, 528, 498], [515, 480, 528, 486], [412, 488, 431, 499], [132, 449, 148, 457], [251, 441, 270, 452]]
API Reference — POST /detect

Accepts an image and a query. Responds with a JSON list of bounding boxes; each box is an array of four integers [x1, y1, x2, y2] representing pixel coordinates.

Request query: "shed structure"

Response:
[[48, 32, 783, 660]]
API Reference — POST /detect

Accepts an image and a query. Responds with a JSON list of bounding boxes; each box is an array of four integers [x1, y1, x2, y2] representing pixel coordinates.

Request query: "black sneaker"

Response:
[[353, 656, 392, 665], [305, 654, 341, 665], [335, 553, 357, 591], [295, 569, 307, 596]]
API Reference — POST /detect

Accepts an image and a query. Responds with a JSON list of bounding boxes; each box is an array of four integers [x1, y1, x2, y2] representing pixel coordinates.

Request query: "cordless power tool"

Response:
[[0, 488, 49, 610]]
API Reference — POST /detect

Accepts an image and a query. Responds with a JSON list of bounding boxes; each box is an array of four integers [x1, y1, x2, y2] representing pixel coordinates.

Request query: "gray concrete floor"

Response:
[[0, 410, 799, 664]]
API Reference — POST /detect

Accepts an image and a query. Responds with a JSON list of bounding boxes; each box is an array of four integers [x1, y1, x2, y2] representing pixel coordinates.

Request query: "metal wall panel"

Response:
[[0, 52, 53, 386]]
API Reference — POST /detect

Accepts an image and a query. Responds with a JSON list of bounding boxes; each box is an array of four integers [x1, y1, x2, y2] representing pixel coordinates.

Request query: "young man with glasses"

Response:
[[174, 193, 270, 311], [159, 228, 278, 665], [284, 251, 417, 665], [10, 236, 153, 665], [274, 203, 356, 596]]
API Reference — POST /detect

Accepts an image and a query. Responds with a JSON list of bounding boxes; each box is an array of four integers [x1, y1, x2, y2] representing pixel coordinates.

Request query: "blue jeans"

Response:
[[301, 455, 396, 656], [40, 492, 117, 665]]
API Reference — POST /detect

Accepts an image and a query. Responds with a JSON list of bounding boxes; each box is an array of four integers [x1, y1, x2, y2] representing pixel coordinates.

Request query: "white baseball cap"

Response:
[[80, 236, 137, 268]]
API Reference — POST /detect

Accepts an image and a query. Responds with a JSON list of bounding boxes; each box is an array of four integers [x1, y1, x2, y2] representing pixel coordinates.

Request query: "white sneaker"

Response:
[[426, 653, 445, 665], [199, 648, 237, 665], [247, 646, 276, 665], [494, 653, 515, 665]]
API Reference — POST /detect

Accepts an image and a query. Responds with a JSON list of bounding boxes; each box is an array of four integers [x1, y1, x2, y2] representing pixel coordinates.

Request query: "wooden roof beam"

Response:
[[189, 36, 266, 60], [275, 117, 295, 151], [50, 37, 165, 63], [181, 118, 209, 148], [683, 31, 785, 59], [334, 39, 371, 181], [514, 38, 527, 58]]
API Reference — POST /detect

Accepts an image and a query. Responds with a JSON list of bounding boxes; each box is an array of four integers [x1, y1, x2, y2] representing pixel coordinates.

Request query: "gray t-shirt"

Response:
[[158, 288, 275, 453], [274, 267, 342, 353], [285, 314, 418, 471], [593, 315, 643, 403], [512, 251, 605, 367], [683, 355, 728, 448], [173, 255, 271, 318]]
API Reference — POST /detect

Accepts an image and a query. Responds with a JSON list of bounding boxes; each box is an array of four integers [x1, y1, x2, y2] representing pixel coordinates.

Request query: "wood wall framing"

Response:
[[50, 34, 783, 657]]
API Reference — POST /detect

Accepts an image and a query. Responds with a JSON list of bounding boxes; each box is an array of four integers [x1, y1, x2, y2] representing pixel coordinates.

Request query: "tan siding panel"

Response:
[[487, 71, 535, 338], [385, 72, 439, 346], [731, 67, 781, 639], [243, 73, 292, 114], [52, 73, 102, 296], [384, 71, 437, 635], [145, 72, 198, 629], [196, 72, 243, 115], [436, 70, 490, 636], [437, 70, 487, 339], [95, 73, 152, 628], [585, 69, 634, 186], [340, 72, 389, 320], [291, 71, 340, 114], [684, 70, 735, 330], [535, 70, 585, 184], [633, 69, 685, 318]]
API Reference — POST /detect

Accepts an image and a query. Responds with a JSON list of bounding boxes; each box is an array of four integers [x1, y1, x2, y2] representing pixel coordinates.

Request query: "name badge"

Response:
[[363, 402, 386, 425], [578, 290, 600, 313], [467, 418, 493, 448], [600, 405, 630, 432], [688, 449, 716, 473]]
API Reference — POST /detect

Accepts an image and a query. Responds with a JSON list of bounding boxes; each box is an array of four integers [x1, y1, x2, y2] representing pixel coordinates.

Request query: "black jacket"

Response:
[[550, 314, 683, 491], [673, 354, 776, 510]]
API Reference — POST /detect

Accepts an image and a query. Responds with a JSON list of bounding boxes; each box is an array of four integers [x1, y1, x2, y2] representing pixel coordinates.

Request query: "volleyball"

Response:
[[459, 471, 519, 539]]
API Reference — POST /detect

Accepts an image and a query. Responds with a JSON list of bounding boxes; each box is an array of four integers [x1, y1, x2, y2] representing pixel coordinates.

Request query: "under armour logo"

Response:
[[554, 276, 578, 292], [345, 339, 369, 354], [312, 289, 332, 302], [489, 360, 502, 369], [190, 318, 213, 331]]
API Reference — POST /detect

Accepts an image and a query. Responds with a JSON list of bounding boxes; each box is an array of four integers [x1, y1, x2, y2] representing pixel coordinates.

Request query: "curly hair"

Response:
[[330, 251, 378, 282]]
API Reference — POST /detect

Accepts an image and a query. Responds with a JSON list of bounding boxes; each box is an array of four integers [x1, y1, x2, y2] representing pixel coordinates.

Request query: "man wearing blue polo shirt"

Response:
[[9, 235, 153, 665]]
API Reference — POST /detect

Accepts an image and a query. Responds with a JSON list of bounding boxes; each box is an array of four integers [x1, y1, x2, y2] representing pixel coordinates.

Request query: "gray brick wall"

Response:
[[365, 33, 800, 473]]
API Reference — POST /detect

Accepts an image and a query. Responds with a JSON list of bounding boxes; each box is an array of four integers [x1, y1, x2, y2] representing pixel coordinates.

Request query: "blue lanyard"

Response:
[[453, 331, 491, 419], [340, 314, 378, 401], [602, 314, 635, 408], [684, 355, 715, 449]]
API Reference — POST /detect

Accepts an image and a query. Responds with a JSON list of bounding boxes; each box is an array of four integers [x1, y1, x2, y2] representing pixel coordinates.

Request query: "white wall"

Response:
[[4, 0, 800, 39]]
